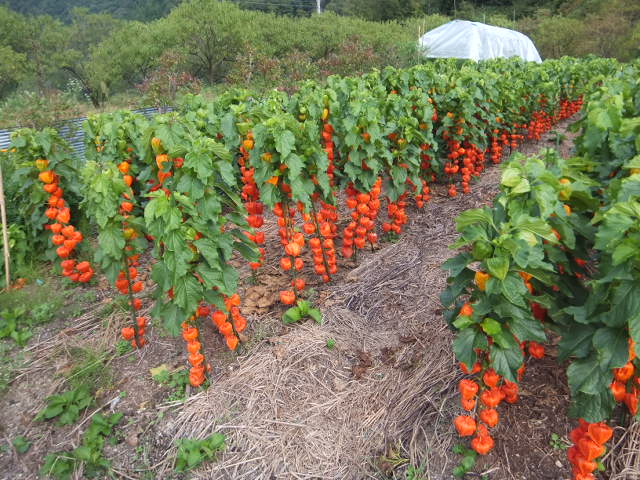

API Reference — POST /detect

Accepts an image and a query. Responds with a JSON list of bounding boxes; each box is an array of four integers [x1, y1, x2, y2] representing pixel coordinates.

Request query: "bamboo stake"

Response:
[[0, 160, 10, 289]]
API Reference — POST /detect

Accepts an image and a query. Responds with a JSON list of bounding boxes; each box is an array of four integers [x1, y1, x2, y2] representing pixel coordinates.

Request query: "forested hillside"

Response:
[[0, 0, 637, 129], [0, 0, 181, 21], [0, 0, 630, 21]]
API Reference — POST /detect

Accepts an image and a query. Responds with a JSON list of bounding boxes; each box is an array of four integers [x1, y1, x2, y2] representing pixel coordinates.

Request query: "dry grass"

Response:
[[608, 421, 640, 480]]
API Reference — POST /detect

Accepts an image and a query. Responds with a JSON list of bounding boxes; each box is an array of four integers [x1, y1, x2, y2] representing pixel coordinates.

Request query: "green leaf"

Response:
[[187, 448, 201, 467], [440, 268, 475, 307], [275, 130, 296, 158], [481, 318, 502, 336], [173, 275, 202, 312], [501, 167, 522, 187], [453, 315, 474, 329], [513, 216, 554, 241], [283, 307, 302, 324], [98, 224, 126, 260], [486, 256, 509, 280], [500, 273, 529, 308], [567, 355, 609, 396], [217, 161, 236, 187], [308, 308, 322, 324], [442, 253, 473, 276], [12, 436, 31, 454], [558, 324, 596, 361], [568, 390, 615, 423], [285, 153, 304, 180], [297, 299, 310, 316], [453, 328, 479, 368], [592, 327, 629, 370], [509, 314, 547, 343], [612, 240, 637, 265], [490, 339, 522, 382], [455, 208, 493, 230], [74, 446, 92, 461]]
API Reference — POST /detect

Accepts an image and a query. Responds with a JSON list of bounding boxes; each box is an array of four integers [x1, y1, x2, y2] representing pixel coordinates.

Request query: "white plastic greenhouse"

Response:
[[418, 20, 542, 63]]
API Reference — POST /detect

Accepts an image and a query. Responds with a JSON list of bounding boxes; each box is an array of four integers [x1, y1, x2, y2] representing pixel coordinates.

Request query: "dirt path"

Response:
[[0, 122, 582, 480]]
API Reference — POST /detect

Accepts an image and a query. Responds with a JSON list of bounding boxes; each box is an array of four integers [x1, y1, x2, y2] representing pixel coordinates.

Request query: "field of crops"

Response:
[[1, 56, 639, 479]]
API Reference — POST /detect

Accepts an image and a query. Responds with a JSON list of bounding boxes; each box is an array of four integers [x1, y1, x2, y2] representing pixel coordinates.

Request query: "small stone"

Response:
[[555, 460, 563, 468], [125, 432, 139, 447], [333, 378, 348, 392]]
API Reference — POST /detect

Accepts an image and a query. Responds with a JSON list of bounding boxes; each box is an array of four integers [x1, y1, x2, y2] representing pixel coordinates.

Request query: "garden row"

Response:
[[1, 57, 618, 392], [443, 59, 640, 479]]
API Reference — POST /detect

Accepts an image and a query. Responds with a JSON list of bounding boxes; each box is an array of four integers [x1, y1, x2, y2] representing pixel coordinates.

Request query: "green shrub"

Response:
[[0, 90, 80, 130]]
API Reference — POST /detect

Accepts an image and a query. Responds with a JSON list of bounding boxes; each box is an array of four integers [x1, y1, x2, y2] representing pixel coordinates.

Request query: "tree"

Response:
[[0, 46, 27, 96], [85, 21, 168, 98], [19, 15, 72, 92], [166, 0, 248, 84], [137, 50, 202, 108], [326, 0, 422, 21], [518, 11, 589, 59], [57, 8, 125, 106]]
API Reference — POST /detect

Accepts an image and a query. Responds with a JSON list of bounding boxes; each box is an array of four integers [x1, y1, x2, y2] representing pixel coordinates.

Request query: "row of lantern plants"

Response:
[[1, 129, 95, 285], [2, 57, 619, 388], [443, 61, 640, 480]]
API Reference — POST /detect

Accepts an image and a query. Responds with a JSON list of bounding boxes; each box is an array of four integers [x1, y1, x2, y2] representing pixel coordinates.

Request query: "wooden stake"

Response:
[[0, 160, 10, 289]]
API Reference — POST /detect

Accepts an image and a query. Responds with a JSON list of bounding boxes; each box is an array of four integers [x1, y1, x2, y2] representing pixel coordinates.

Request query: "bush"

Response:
[[137, 50, 202, 108], [0, 90, 80, 130]]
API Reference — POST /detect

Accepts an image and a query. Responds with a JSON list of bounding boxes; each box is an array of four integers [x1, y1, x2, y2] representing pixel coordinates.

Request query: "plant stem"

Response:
[[281, 196, 298, 300], [309, 200, 332, 280], [122, 254, 141, 348]]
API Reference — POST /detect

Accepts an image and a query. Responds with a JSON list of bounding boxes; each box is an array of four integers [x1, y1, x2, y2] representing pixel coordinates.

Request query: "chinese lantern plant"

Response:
[[328, 78, 388, 193], [327, 80, 392, 252], [442, 142, 640, 476], [81, 160, 149, 347], [442, 152, 592, 457], [249, 112, 332, 264], [6, 128, 89, 269], [143, 124, 256, 383], [143, 119, 258, 337], [380, 87, 436, 203], [84, 111, 151, 197]]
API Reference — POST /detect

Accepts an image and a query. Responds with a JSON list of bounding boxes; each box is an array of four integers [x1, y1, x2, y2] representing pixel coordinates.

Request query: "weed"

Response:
[[12, 435, 31, 454], [383, 232, 401, 243], [79, 291, 98, 304], [550, 433, 570, 450], [326, 338, 336, 349], [115, 339, 133, 356], [0, 276, 66, 314], [452, 444, 478, 477], [40, 412, 122, 480], [30, 302, 57, 324], [151, 364, 190, 402], [64, 347, 113, 392], [282, 299, 322, 325], [0, 307, 32, 346], [405, 464, 427, 480], [35, 386, 93, 426], [0, 341, 25, 394], [302, 287, 319, 303], [377, 443, 409, 474], [0, 283, 64, 347], [175, 433, 226, 472]]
